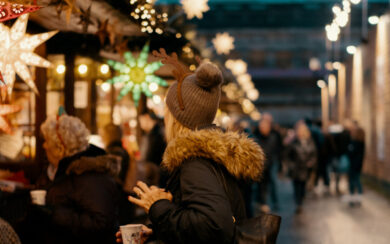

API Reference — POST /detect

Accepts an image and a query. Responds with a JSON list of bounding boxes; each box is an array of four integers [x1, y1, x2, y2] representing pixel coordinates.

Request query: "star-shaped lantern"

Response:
[[106, 44, 167, 106], [212, 32, 235, 55], [0, 1, 41, 22], [181, 0, 209, 19], [78, 5, 92, 33], [0, 14, 58, 95]]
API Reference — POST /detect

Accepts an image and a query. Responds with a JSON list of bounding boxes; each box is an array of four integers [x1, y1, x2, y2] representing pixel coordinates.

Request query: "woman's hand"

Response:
[[116, 225, 153, 244], [128, 181, 173, 213]]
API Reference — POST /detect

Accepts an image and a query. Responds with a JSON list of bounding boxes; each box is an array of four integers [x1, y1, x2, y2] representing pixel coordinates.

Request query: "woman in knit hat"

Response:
[[124, 50, 265, 244]]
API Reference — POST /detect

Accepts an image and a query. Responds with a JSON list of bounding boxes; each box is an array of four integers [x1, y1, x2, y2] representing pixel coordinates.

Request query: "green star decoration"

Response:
[[106, 44, 167, 106]]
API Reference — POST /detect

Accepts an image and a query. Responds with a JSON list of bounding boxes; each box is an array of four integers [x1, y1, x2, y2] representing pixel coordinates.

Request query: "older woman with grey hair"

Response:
[[40, 114, 120, 244]]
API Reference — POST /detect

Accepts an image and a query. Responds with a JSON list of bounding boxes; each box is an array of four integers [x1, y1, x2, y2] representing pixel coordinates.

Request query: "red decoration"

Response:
[[0, 71, 4, 85], [0, 1, 41, 22]]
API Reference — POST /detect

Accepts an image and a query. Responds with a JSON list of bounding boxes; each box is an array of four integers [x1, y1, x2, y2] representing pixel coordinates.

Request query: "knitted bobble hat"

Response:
[[166, 62, 223, 130]]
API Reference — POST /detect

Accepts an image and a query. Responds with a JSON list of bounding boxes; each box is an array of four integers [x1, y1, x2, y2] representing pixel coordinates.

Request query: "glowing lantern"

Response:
[[106, 44, 167, 106]]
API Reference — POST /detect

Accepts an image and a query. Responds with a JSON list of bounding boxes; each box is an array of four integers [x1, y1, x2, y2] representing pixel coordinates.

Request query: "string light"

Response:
[[346, 45, 357, 54], [317, 80, 326, 89], [368, 16, 379, 25], [78, 64, 88, 75], [333, 62, 342, 70], [350, 0, 361, 5], [152, 95, 161, 104], [130, 0, 167, 34], [56, 64, 66, 74], [325, 2, 352, 42], [101, 82, 111, 92], [100, 64, 110, 74]]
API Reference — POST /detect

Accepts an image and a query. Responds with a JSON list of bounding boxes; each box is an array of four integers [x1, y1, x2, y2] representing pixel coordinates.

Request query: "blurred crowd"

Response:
[[229, 113, 366, 216]]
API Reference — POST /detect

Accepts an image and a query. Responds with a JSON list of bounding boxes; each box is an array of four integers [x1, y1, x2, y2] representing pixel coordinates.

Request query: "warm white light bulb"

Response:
[[152, 95, 161, 104], [56, 64, 66, 74], [78, 64, 88, 75], [148, 82, 158, 92], [101, 82, 111, 92], [350, 0, 361, 5], [100, 64, 109, 74], [333, 62, 342, 70], [368, 16, 380, 25], [346, 45, 357, 54], [332, 6, 341, 14], [317, 80, 326, 89]]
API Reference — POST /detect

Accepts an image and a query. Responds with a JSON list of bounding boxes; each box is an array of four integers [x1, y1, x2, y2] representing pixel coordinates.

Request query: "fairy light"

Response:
[[78, 64, 88, 75], [368, 16, 379, 25], [347, 45, 356, 54], [100, 64, 110, 75], [130, 0, 167, 34], [317, 80, 326, 89], [56, 64, 66, 74]]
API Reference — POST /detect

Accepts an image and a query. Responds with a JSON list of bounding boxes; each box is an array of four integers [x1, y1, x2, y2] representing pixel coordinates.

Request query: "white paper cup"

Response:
[[120, 224, 143, 244], [30, 190, 47, 206]]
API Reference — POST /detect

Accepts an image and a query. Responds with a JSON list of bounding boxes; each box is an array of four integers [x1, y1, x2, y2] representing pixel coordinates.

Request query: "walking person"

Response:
[[286, 122, 317, 214], [254, 118, 280, 212], [120, 54, 265, 244], [347, 122, 365, 206]]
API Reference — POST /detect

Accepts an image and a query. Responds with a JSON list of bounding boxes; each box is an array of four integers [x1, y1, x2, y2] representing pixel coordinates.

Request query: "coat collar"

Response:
[[65, 155, 121, 177], [162, 129, 265, 181]]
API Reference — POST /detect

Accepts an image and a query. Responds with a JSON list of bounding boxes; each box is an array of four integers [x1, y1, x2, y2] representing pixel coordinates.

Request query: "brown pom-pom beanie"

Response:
[[166, 62, 223, 130]]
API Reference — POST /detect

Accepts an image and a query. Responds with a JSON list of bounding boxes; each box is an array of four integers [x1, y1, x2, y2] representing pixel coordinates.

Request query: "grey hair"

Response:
[[41, 115, 90, 157]]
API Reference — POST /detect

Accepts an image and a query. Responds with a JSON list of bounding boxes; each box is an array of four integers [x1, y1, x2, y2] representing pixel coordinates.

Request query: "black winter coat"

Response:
[[286, 139, 317, 181], [46, 145, 120, 244], [148, 129, 265, 244], [348, 140, 365, 173], [145, 123, 166, 166]]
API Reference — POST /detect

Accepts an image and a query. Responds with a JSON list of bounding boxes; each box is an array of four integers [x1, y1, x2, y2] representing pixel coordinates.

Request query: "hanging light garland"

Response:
[[325, 0, 351, 42], [0, 14, 58, 95], [224, 59, 261, 117], [130, 0, 168, 35], [105, 44, 167, 106]]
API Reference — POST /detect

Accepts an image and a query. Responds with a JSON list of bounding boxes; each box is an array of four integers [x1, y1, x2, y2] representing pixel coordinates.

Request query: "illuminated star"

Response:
[[0, 103, 22, 134], [181, 0, 209, 19], [106, 44, 168, 106], [0, 14, 58, 95], [212, 32, 235, 55]]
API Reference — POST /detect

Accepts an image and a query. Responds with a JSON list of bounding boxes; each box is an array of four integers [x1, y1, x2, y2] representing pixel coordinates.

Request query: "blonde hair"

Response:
[[41, 115, 90, 158], [164, 106, 192, 142]]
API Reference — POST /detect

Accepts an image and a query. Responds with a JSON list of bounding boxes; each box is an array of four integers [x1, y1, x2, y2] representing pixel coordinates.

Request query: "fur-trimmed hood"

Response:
[[66, 155, 121, 177], [162, 129, 265, 180]]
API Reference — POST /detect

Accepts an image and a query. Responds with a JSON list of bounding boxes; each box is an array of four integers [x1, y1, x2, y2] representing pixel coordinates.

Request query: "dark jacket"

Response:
[[348, 140, 365, 173], [253, 130, 279, 179], [106, 141, 130, 183], [286, 139, 317, 181], [46, 145, 120, 244], [148, 129, 265, 244], [144, 123, 166, 166]]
